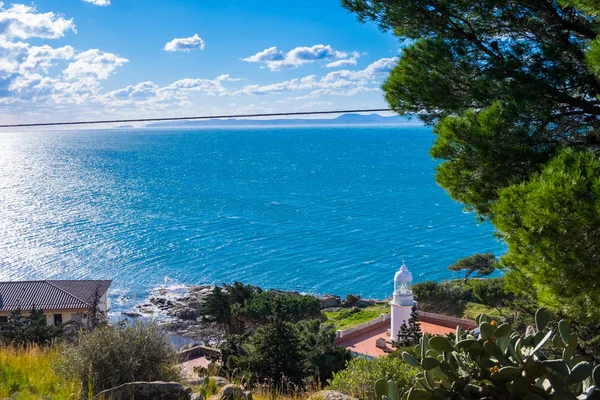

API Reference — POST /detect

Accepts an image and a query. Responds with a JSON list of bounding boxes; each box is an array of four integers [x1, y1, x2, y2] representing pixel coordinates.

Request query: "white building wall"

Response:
[[390, 304, 413, 341]]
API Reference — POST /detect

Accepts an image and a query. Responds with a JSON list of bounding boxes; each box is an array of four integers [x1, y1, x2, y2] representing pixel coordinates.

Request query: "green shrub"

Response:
[[0, 308, 62, 345], [327, 356, 418, 400], [412, 281, 471, 316], [396, 308, 600, 400], [221, 298, 351, 391], [55, 322, 180, 396]]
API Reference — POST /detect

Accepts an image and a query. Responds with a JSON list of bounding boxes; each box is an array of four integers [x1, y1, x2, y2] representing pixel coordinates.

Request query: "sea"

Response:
[[0, 125, 505, 315]]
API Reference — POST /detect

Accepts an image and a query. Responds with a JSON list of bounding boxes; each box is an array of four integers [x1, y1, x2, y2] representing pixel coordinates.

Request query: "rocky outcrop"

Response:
[[92, 381, 191, 400], [309, 390, 357, 400], [321, 295, 341, 308], [133, 285, 217, 339], [209, 384, 252, 400], [208, 377, 229, 388]]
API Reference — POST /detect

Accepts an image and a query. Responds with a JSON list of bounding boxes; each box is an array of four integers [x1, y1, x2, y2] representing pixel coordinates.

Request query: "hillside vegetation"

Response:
[[0, 346, 80, 400]]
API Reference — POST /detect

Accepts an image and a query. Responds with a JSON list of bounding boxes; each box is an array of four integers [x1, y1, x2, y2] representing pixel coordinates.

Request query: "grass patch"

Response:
[[463, 302, 505, 320], [0, 345, 81, 400], [324, 305, 389, 330]]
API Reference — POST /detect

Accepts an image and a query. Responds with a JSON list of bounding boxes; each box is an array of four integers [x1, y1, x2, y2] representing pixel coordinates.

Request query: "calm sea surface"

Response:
[[0, 126, 504, 313]]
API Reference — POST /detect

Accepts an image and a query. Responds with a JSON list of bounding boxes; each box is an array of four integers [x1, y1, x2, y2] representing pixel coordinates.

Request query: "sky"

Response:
[[0, 0, 402, 125]]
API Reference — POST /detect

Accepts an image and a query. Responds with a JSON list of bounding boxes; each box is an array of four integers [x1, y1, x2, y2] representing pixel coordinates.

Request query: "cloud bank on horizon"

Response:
[[0, 1, 400, 125]]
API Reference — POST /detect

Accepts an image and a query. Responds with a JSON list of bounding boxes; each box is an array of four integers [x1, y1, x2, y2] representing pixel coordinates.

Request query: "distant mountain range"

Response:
[[146, 113, 418, 128]]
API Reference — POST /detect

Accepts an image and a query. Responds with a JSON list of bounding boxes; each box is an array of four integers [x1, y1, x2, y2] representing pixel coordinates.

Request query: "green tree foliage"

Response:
[[220, 297, 350, 390], [56, 322, 180, 397], [0, 308, 62, 345], [203, 282, 322, 335], [412, 281, 471, 316], [493, 149, 600, 320], [343, 0, 600, 320], [448, 253, 497, 282], [469, 278, 512, 314], [395, 309, 600, 400], [327, 356, 418, 400]]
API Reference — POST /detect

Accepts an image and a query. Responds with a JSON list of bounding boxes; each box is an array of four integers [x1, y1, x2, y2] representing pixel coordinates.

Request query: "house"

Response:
[[0, 280, 111, 326]]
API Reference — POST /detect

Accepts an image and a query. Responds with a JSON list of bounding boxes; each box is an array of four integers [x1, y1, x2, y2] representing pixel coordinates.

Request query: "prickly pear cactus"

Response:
[[394, 308, 600, 400]]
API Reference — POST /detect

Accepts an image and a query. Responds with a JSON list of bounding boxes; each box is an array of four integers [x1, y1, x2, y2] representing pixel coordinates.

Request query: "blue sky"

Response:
[[0, 0, 401, 124]]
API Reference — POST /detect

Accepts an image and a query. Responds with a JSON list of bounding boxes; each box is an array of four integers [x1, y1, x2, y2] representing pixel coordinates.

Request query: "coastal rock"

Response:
[[321, 295, 341, 308], [208, 377, 229, 388], [167, 306, 198, 321], [92, 381, 191, 400], [309, 391, 357, 400], [122, 312, 142, 318], [135, 303, 157, 314], [356, 298, 376, 307], [149, 296, 177, 310], [209, 384, 250, 400]]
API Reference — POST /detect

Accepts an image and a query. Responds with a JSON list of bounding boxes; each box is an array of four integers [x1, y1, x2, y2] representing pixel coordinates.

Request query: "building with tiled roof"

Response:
[[0, 280, 111, 326]]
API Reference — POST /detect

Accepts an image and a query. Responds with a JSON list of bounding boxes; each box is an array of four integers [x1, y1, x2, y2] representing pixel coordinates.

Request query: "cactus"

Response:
[[385, 308, 600, 400]]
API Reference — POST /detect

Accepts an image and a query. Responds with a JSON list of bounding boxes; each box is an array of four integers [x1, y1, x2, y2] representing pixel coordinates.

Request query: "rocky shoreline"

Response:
[[125, 284, 386, 345]]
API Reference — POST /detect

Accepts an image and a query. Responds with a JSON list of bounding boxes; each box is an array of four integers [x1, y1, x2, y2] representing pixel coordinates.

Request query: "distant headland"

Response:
[[146, 113, 419, 128]]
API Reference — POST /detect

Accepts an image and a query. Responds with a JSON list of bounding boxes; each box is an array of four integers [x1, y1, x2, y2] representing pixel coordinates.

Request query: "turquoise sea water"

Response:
[[0, 125, 504, 313]]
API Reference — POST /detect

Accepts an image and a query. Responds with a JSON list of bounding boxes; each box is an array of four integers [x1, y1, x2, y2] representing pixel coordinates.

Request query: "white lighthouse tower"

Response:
[[390, 263, 415, 342]]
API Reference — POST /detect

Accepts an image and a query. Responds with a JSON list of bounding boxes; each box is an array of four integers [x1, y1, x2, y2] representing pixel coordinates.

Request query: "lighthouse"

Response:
[[390, 263, 415, 342]]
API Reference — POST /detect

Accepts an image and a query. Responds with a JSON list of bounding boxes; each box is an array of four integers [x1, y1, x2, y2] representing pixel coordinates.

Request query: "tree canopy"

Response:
[[344, 0, 600, 320], [448, 253, 497, 282], [219, 297, 350, 390], [202, 282, 322, 335]]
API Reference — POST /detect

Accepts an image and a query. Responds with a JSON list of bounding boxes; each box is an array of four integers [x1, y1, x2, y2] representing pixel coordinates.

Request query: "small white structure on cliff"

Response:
[[390, 263, 414, 342]]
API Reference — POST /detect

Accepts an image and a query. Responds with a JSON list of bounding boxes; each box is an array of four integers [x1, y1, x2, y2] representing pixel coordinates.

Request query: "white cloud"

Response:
[[63, 49, 128, 80], [243, 44, 350, 70], [103, 74, 239, 107], [234, 57, 398, 96], [105, 81, 159, 100], [83, 0, 111, 5], [164, 34, 205, 52], [325, 51, 360, 68], [0, 4, 75, 40]]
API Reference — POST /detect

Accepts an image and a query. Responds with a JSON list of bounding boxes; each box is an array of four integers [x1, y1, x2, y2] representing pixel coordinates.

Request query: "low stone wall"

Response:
[[417, 311, 477, 329], [335, 314, 391, 343], [334, 310, 477, 345]]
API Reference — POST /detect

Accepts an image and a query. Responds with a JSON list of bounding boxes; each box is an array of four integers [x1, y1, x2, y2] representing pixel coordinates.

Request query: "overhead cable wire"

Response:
[[0, 108, 394, 129]]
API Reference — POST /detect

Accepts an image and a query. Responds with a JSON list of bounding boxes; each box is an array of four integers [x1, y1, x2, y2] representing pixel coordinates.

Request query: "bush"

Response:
[[0, 308, 62, 345], [469, 277, 511, 311], [412, 280, 471, 316], [220, 298, 350, 390], [55, 322, 180, 396], [327, 356, 418, 400], [397, 309, 600, 400]]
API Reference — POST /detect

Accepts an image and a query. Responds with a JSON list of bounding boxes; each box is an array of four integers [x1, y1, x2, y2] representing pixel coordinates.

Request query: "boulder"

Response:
[[309, 391, 357, 400], [122, 312, 142, 318], [209, 384, 251, 400], [321, 295, 341, 308], [356, 299, 376, 307], [208, 377, 229, 388], [92, 381, 191, 400], [167, 307, 198, 321]]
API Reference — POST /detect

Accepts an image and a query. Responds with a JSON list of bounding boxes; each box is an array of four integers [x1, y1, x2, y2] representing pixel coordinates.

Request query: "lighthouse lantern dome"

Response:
[[394, 264, 413, 294]]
